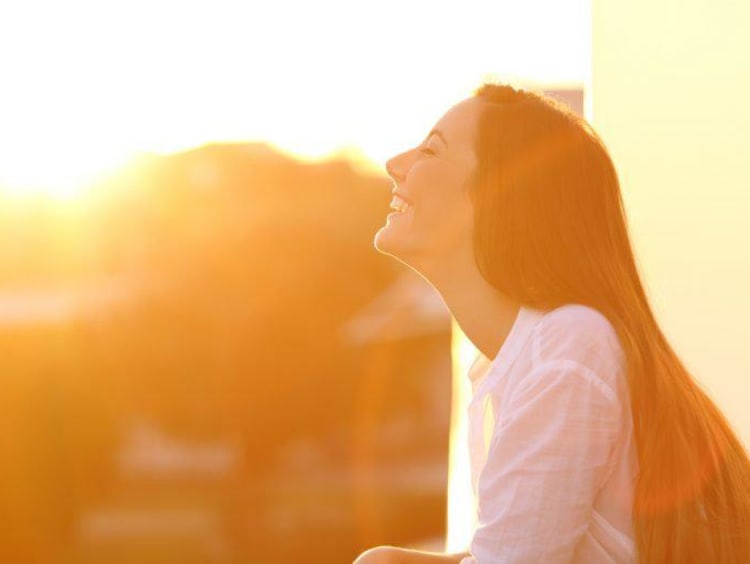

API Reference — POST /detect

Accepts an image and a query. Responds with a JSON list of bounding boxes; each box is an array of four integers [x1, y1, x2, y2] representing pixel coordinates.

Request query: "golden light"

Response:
[[0, 1, 589, 554], [0, 0, 589, 201], [0, 142, 134, 201]]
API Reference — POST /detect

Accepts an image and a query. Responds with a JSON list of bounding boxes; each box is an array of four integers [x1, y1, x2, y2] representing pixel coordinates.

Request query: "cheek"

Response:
[[413, 190, 474, 248], [424, 165, 468, 212], [412, 160, 459, 204]]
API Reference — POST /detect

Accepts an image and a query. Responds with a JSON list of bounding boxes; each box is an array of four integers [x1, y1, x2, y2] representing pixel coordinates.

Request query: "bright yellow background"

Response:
[[592, 0, 750, 450], [0, 0, 589, 198]]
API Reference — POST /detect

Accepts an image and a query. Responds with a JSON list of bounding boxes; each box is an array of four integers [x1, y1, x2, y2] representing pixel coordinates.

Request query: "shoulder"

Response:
[[529, 303, 626, 393]]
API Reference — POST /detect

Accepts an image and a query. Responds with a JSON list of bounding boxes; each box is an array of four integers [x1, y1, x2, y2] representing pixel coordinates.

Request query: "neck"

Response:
[[414, 251, 521, 362]]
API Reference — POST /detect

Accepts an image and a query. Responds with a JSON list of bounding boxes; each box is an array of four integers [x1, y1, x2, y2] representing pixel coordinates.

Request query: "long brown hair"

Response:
[[469, 81, 750, 562]]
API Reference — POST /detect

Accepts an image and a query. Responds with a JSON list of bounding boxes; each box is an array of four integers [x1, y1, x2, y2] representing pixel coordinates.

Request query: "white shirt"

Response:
[[459, 303, 639, 563]]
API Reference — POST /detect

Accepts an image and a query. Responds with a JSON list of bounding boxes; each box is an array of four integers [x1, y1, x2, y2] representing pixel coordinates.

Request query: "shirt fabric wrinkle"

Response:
[[459, 303, 637, 564]]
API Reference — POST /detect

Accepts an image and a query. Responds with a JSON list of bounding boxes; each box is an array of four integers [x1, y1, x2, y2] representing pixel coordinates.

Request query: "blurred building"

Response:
[[339, 267, 454, 550]]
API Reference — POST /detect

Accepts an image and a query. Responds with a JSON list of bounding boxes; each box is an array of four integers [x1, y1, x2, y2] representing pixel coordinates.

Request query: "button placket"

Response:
[[465, 306, 547, 505]]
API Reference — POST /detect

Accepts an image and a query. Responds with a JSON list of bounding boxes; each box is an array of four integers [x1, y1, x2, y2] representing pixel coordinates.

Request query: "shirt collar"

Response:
[[468, 303, 548, 388]]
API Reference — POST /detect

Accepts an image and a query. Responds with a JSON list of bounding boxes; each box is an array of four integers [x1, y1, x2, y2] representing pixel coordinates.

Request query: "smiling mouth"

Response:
[[389, 193, 413, 215], [387, 205, 413, 219]]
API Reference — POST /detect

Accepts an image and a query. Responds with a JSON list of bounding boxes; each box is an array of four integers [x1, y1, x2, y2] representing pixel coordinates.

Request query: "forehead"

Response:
[[428, 97, 481, 169], [431, 97, 482, 141]]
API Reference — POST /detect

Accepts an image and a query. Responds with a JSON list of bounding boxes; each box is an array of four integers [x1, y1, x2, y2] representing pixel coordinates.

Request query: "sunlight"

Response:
[[0, 140, 134, 200], [0, 1, 599, 559], [447, 322, 484, 552], [0, 0, 588, 200]]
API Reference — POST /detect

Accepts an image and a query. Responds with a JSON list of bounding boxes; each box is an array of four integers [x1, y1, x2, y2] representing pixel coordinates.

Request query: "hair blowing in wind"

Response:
[[468, 82, 750, 563]]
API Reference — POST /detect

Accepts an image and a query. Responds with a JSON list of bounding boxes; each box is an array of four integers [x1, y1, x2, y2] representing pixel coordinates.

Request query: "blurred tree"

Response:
[[1, 143, 405, 561]]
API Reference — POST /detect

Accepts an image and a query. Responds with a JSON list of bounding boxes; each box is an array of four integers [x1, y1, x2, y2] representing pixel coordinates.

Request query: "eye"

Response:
[[419, 146, 436, 156]]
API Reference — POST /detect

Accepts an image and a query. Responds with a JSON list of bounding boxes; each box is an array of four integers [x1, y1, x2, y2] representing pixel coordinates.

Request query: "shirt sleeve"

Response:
[[465, 358, 624, 563]]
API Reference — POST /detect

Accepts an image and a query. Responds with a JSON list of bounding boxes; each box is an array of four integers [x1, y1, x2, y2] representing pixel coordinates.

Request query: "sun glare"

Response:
[[0, 0, 588, 201], [0, 142, 135, 201]]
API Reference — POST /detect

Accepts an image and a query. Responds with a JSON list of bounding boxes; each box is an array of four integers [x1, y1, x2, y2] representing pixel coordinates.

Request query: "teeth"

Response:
[[390, 194, 412, 213]]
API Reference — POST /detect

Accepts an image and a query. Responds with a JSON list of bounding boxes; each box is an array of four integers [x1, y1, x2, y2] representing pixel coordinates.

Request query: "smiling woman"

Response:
[[360, 81, 750, 563], [374, 97, 479, 274]]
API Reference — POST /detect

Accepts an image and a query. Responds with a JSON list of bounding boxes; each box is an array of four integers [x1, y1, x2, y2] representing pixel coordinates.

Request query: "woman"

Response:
[[354, 82, 750, 563]]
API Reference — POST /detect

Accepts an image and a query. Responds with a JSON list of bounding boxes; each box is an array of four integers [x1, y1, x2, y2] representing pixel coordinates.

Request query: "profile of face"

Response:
[[374, 96, 481, 272]]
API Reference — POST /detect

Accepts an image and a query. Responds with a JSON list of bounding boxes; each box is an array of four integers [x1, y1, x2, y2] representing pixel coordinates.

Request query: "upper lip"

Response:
[[391, 188, 413, 204]]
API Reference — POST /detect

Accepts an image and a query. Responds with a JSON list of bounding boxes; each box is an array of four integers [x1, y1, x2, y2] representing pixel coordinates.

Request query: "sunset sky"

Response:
[[0, 0, 589, 198]]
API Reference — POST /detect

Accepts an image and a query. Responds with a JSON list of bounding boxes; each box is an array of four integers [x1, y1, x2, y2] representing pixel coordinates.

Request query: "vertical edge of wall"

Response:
[[445, 316, 478, 552]]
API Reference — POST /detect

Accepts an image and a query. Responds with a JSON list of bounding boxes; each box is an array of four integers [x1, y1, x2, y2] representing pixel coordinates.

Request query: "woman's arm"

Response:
[[353, 545, 471, 564]]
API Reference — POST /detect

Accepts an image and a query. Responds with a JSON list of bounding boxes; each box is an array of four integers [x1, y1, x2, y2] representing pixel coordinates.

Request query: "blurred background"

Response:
[[0, 1, 748, 563]]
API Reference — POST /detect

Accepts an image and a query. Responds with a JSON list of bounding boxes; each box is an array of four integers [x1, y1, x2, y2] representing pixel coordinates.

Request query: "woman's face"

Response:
[[374, 96, 481, 269]]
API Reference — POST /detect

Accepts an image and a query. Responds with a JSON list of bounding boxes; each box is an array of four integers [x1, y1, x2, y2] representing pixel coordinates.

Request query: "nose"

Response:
[[385, 152, 408, 184]]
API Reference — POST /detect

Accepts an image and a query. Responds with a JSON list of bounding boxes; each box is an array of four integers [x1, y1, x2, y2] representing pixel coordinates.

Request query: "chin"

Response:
[[374, 226, 407, 258], [373, 227, 396, 255]]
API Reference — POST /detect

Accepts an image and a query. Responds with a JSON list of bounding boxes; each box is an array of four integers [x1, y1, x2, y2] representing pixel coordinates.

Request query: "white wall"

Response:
[[592, 0, 750, 447]]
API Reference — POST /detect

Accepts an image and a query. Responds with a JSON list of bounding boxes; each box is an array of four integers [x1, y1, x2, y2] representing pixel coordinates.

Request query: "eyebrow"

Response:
[[424, 128, 448, 147]]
